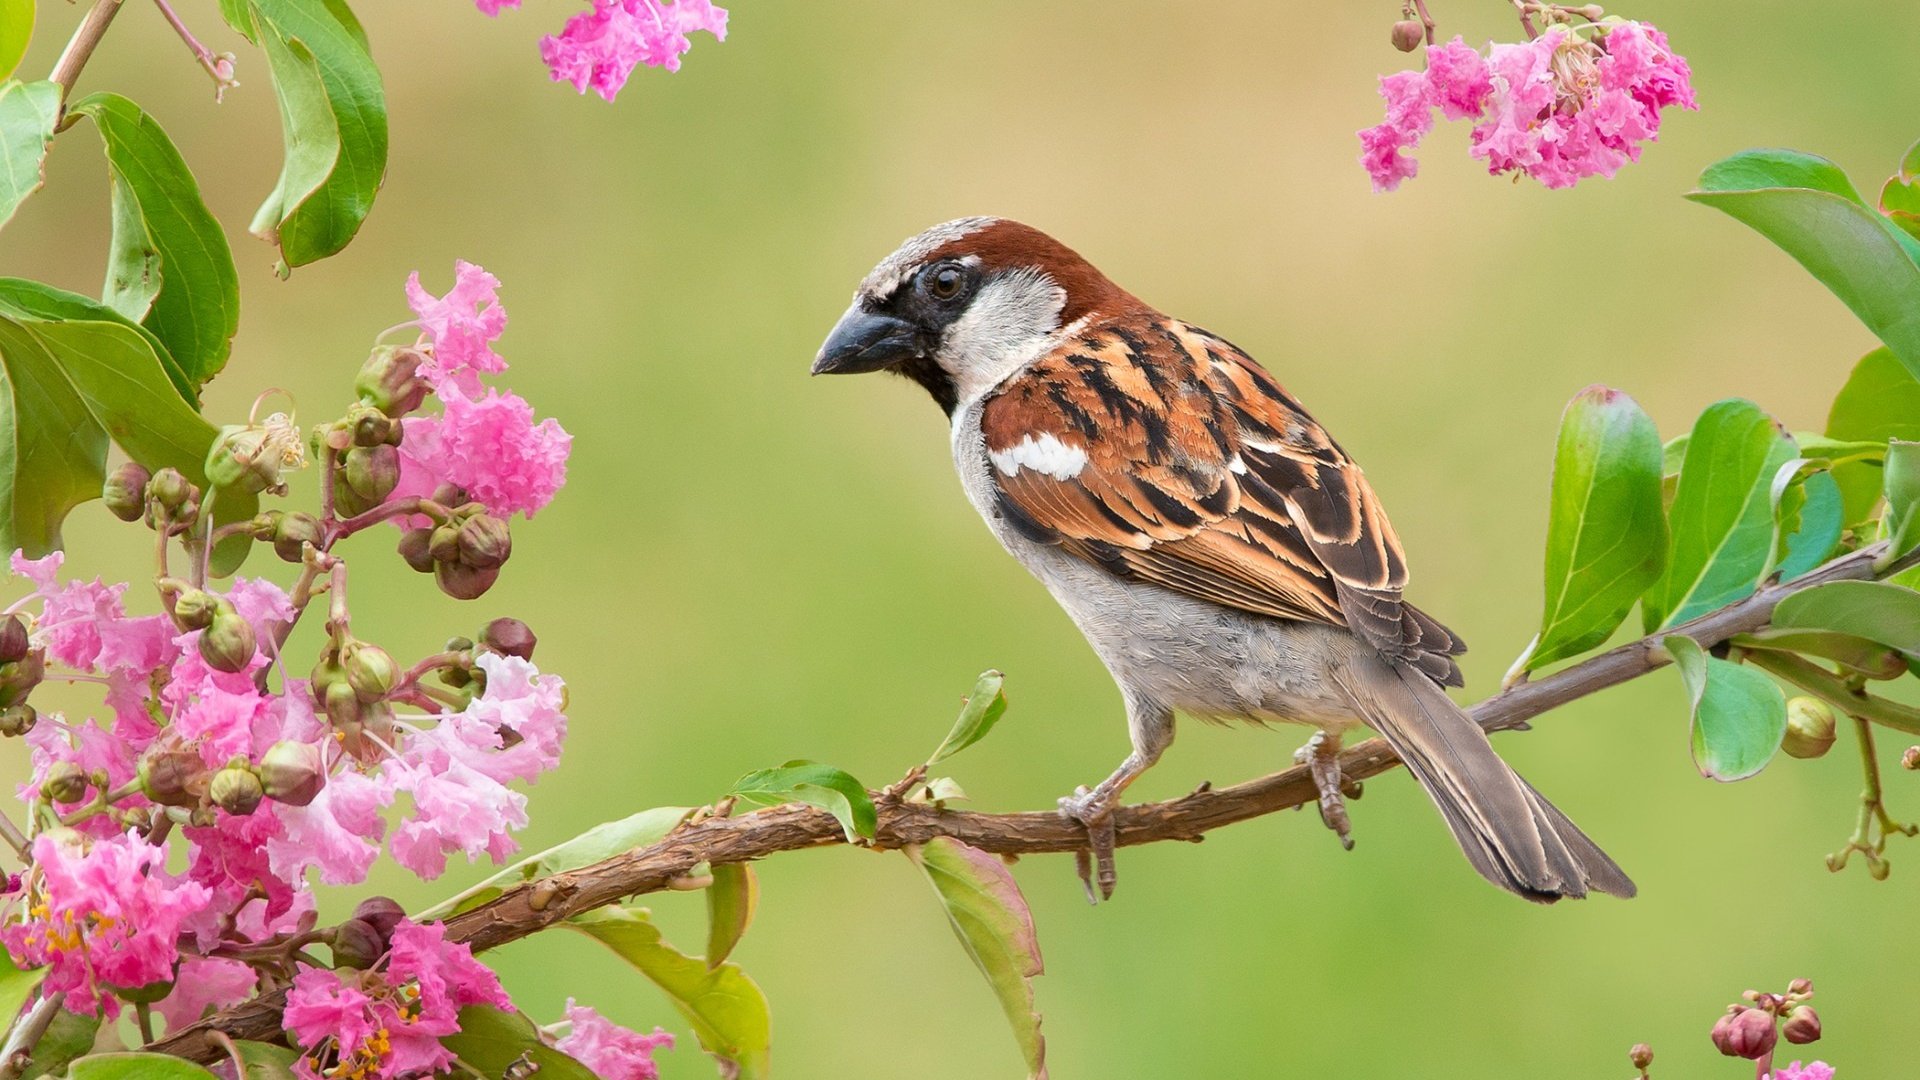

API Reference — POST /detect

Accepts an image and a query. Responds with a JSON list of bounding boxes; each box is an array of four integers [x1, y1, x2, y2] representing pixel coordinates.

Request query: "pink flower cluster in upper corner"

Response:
[[398, 262, 571, 521], [1359, 21, 1695, 192], [477, 0, 729, 102]]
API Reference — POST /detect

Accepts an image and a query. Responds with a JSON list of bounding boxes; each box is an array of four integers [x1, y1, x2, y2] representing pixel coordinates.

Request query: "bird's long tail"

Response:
[[1332, 650, 1635, 902]]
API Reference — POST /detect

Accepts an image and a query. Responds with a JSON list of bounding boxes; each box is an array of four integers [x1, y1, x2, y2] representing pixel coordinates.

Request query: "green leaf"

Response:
[[0, 0, 32, 80], [1882, 440, 1920, 565], [440, 1005, 598, 1080], [1643, 400, 1795, 631], [1776, 468, 1843, 581], [21, 1011, 98, 1078], [244, 0, 387, 269], [1663, 635, 1788, 781], [0, 278, 192, 402], [222, 1042, 299, 1080], [0, 953, 41, 1035], [728, 760, 876, 841], [0, 81, 60, 232], [1880, 137, 1920, 241], [416, 805, 693, 921], [704, 861, 757, 969], [0, 317, 110, 557], [906, 838, 1048, 1080], [68, 94, 240, 394], [1772, 579, 1920, 658], [1689, 150, 1920, 379], [1515, 386, 1666, 673], [63, 1055, 218, 1080], [927, 670, 1009, 766], [568, 907, 771, 1080], [1732, 627, 1906, 680], [1826, 347, 1920, 525]]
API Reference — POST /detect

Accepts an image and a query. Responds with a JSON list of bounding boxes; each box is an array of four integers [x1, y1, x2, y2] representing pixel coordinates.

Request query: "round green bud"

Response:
[[1782, 697, 1838, 760], [198, 606, 258, 674], [172, 588, 219, 632], [355, 345, 430, 418], [0, 704, 36, 737], [43, 761, 89, 805], [209, 765, 265, 816], [342, 641, 399, 702], [138, 748, 207, 808], [0, 614, 29, 665], [258, 741, 327, 807], [273, 512, 326, 564]]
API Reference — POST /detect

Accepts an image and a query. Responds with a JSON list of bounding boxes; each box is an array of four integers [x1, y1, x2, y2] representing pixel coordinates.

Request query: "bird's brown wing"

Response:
[[979, 315, 1464, 685]]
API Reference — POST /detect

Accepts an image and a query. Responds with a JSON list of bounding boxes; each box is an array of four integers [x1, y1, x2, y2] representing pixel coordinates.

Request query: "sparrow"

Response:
[[812, 217, 1634, 904]]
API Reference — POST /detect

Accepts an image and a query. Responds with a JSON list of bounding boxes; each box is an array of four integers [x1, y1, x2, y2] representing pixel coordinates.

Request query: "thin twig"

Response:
[[49, 0, 126, 106], [0, 992, 66, 1078], [147, 544, 1920, 1062]]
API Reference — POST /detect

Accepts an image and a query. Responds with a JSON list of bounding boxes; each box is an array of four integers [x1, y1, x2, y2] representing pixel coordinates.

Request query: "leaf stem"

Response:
[[1410, 0, 1437, 46], [1744, 651, 1920, 736], [49, 0, 126, 108]]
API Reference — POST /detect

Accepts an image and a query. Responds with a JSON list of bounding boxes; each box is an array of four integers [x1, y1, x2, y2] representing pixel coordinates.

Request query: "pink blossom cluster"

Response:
[[1359, 21, 1695, 192], [478, 0, 729, 102], [393, 262, 572, 521], [1774, 1066, 1835, 1080]]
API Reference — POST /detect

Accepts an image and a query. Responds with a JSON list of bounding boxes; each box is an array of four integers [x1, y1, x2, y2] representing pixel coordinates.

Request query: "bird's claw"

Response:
[[1295, 732, 1355, 851], [1059, 784, 1118, 903]]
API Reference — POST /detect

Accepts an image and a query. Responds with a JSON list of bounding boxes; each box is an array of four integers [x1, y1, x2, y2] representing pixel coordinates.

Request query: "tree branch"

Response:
[[148, 541, 1918, 1062], [50, 0, 127, 105]]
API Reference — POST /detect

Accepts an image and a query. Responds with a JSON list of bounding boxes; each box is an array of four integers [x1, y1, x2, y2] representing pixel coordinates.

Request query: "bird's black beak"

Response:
[[811, 309, 922, 375]]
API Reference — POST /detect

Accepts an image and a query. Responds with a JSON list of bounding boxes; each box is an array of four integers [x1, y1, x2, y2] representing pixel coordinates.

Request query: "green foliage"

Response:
[[69, 94, 241, 395], [1772, 580, 1920, 659], [1879, 137, 1920, 240], [704, 861, 758, 969], [1880, 440, 1920, 565], [0, 0, 31, 81], [907, 838, 1048, 1080], [1513, 386, 1665, 674], [0, 955, 40, 1044], [1664, 635, 1788, 781], [728, 760, 877, 841], [441, 1005, 598, 1080], [21, 1013, 99, 1079], [1643, 400, 1794, 630], [220, 1042, 300, 1080], [1827, 347, 1920, 524], [1689, 149, 1920, 379], [0, 80, 59, 232], [226, 0, 388, 270], [418, 805, 693, 920], [1774, 468, 1843, 581], [568, 907, 771, 1080], [62, 1056, 218, 1080], [927, 669, 1009, 766]]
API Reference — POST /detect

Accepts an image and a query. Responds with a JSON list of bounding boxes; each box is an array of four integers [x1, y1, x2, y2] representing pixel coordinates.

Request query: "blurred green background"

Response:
[[5, 2, 1919, 1076]]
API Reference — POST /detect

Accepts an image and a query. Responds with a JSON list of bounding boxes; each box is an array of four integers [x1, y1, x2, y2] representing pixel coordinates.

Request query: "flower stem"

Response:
[[149, 0, 239, 99], [49, 0, 126, 107], [1744, 650, 1920, 736], [0, 812, 26, 861], [1411, 0, 1437, 45], [330, 497, 451, 542]]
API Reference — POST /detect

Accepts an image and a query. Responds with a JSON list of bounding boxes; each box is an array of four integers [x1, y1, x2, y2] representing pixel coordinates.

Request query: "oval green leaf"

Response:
[[1663, 635, 1788, 781], [927, 669, 1009, 766], [907, 837, 1048, 1080], [64, 1054, 218, 1079], [0, 317, 109, 557], [0, 80, 60, 232], [704, 861, 757, 969], [729, 760, 876, 841], [0, 0, 32, 80], [1826, 347, 1920, 525], [1643, 400, 1795, 631], [1881, 439, 1920, 566], [1772, 579, 1920, 657], [417, 804, 693, 921], [1689, 150, 1920, 380], [440, 1005, 598, 1080], [223, 1041, 299, 1080], [568, 907, 771, 1080], [68, 94, 240, 394], [1516, 386, 1666, 673]]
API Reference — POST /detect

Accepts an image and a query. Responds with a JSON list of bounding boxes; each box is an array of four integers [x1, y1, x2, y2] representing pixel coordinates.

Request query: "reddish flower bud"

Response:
[[210, 766, 265, 816], [198, 606, 258, 674], [43, 761, 90, 806], [1782, 697, 1837, 759], [334, 445, 402, 517], [1390, 19, 1424, 51], [346, 403, 394, 449], [456, 514, 512, 570], [1628, 1043, 1653, 1071], [350, 896, 406, 940], [435, 561, 500, 601], [1903, 746, 1920, 771], [0, 615, 28, 665], [0, 705, 35, 737], [1782, 1005, 1821, 1045], [330, 918, 385, 970], [0, 649, 44, 708], [1786, 978, 1813, 997], [139, 748, 208, 808], [356, 345, 430, 418], [273, 511, 326, 564], [480, 618, 536, 660], [398, 527, 436, 574], [1711, 1006, 1777, 1060], [103, 461, 150, 522], [258, 740, 327, 807]]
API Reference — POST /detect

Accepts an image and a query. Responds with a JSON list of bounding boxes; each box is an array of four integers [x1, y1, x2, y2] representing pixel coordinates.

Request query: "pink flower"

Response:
[[269, 767, 395, 886], [406, 261, 509, 393], [555, 999, 675, 1080], [285, 920, 509, 1079], [389, 758, 529, 879], [475, 0, 520, 13], [1424, 36, 1493, 119], [185, 809, 295, 937], [1, 831, 213, 1015], [541, 0, 729, 102], [411, 653, 568, 786], [10, 551, 170, 673], [155, 956, 258, 1032], [1774, 1065, 1835, 1080], [391, 384, 571, 521], [172, 683, 271, 766]]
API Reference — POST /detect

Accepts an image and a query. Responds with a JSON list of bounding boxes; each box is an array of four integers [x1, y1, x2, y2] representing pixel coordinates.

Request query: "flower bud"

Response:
[[0, 705, 35, 737], [199, 605, 258, 674], [206, 414, 307, 497], [103, 462, 150, 522], [172, 588, 219, 632], [149, 467, 194, 512], [1782, 1005, 1821, 1045], [431, 482, 471, 509], [139, 748, 208, 807], [209, 766, 265, 816], [0, 615, 28, 665], [331, 917, 386, 970], [346, 403, 394, 448], [1868, 855, 1891, 880], [323, 678, 363, 728], [0, 650, 45, 708], [1782, 697, 1838, 759], [356, 345, 431, 417], [435, 561, 500, 601], [428, 522, 462, 564], [480, 618, 536, 660], [457, 514, 512, 570], [43, 761, 89, 806], [273, 512, 326, 564], [351, 895, 406, 940], [1628, 1043, 1653, 1071], [398, 528, 436, 574], [1903, 746, 1920, 771], [1390, 18, 1424, 51], [1786, 978, 1812, 997], [341, 641, 399, 702], [258, 740, 327, 806], [1711, 1006, 1777, 1060], [334, 445, 401, 516]]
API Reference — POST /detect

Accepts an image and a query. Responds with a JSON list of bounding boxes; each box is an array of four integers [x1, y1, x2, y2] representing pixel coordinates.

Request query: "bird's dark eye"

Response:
[[925, 264, 966, 301]]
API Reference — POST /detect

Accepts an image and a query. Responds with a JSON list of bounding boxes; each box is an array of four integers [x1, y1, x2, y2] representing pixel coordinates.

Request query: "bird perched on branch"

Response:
[[812, 217, 1634, 904]]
